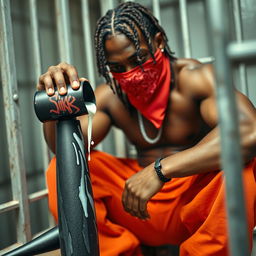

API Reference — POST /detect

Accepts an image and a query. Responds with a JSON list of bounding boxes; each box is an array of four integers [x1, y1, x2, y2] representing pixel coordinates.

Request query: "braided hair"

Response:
[[94, 1, 176, 103]]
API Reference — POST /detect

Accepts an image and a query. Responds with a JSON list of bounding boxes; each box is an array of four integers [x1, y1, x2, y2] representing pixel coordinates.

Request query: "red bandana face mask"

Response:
[[111, 48, 171, 128]]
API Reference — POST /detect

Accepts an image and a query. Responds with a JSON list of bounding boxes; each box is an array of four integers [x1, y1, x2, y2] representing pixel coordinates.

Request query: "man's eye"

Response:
[[137, 54, 149, 64], [109, 65, 125, 73], [130, 55, 147, 67]]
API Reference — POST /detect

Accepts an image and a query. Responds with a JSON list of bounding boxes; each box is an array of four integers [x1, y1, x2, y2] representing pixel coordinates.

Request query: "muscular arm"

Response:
[[122, 63, 256, 219], [161, 65, 256, 178]]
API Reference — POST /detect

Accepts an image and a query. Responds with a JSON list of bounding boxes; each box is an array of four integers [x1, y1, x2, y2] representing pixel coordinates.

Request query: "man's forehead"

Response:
[[105, 33, 135, 57], [104, 28, 149, 56]]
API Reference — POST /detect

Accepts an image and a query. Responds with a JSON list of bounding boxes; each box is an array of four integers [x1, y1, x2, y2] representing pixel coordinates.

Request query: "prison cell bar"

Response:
[[81, 0, 104, 152], [28, 0, 53, 228], [206, 0, 252, 255], [100, 0, 114, 16], [228, 40, 256, 61], [29, 0, 51, 171], [232, 0, 249, 96], [0, 0, 32, 244], [0, 189, 48, 215], [100, 0, 127, 158], [81, 0, 96, 90], [179, 0, 192, 58], [0, 2, 56, 251], [55, 0, 73, 63], [153, 0, 161, 24]]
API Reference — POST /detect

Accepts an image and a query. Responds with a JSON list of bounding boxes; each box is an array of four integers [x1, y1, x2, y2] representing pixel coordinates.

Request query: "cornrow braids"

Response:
[[121, 12, 155, 60], [94, 1, 176, 107]]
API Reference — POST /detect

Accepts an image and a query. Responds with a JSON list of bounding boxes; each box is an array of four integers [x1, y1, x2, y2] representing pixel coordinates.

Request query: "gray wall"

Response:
[[0, 0, 255, 250]]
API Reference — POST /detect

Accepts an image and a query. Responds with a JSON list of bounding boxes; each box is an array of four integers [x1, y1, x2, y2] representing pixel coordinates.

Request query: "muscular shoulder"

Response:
[[94, 83, 127, 116], [175, 58, 215, 100], [94, 83, 118, 108]]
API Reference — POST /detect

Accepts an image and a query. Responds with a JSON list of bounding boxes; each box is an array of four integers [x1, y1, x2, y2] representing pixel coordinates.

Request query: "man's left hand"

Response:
[[122, 163, 164, 220]]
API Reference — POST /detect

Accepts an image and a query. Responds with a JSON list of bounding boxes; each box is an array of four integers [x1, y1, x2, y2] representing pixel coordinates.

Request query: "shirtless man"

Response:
[[38, 2, 256, 255]]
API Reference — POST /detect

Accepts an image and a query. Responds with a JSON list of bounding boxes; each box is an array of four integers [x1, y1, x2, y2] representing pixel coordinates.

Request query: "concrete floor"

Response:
[[37, 249, 60, 255]]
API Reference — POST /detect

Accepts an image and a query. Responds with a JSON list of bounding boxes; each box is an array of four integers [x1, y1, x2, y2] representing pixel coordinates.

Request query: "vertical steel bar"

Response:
[[152, 0, 161, 24], [55, 0, 72, 63], [0, 0, 31, 243], [82, 0, 103, 152], [99, 0, 127, 157], [29, 0, 50, 170], [81, 0, 96, 90], [232, 0, 248, 95], [179, 0, 192, 58], [206, 0, 250, 255], [100, 0, 114, 16], [121, 0, 138, 157]]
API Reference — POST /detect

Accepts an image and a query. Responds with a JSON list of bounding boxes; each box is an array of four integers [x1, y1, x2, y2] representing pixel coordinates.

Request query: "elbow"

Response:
[[43, 122, 56, 154], [241, 126, 256, 162]]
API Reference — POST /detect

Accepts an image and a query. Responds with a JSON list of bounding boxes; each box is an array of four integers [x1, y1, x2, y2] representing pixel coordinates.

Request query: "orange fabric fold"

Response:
[[46, 151, 256, 256]]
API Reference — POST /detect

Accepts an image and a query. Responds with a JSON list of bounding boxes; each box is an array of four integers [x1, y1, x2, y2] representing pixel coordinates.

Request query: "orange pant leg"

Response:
[[46, 151, 256, 256], [179, 159, 256, 256], [46, 151, 144, 256]]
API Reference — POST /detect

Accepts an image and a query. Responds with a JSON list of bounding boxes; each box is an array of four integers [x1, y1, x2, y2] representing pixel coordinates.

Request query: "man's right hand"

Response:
[[37, 62, 81, 95]]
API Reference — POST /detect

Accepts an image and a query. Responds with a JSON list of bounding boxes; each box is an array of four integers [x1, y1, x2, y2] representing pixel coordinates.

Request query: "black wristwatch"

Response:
[[154, 157, 171, 183]]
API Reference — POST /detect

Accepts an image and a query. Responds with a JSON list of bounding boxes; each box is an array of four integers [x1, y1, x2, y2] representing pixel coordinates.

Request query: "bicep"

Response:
[[200, 96, 218, 128], [200, 90, 256, 129]]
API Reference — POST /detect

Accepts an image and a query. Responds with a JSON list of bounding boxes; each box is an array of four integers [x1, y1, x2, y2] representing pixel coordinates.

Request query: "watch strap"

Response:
[[154, 157, 171, 183]]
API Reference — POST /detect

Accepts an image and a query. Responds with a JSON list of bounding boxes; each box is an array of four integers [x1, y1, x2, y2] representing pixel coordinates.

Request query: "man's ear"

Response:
[[153, 32, 165, 50]]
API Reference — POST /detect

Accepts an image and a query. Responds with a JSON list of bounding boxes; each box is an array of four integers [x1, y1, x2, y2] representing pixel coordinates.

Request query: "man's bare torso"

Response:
[[96, 59, 213, 166]]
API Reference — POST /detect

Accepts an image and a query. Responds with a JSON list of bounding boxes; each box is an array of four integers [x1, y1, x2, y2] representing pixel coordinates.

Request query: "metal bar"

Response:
[[232, 0, 248, 95], [81, 0, 96, 90], [152, 0, 161, 24], [0, 189, 48, 214], [99, 0, 127, 156], [197, 56, 215, 64], [82, 0, 103, 152], [0, 0, 31, 243], [227, 40, 256, 61], [232, 0, 243, 43], [28, 189, 48, 203], [29, 0, 42, 93], [206, 1, 250, 255], [55, 0, 73, 63], [179, 0, 192, 57], [29, 0, 50, 170], [100, 0, 114, 16], [0, 200, 19, 214], [237, 64, 248, 95]]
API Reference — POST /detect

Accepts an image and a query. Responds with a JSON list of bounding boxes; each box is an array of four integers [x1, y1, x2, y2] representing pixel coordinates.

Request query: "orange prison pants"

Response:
[[46, 151, 256, 256]]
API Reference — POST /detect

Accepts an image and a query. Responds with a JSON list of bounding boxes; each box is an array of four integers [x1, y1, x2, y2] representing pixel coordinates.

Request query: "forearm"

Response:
[[161, 124, 255, 178], [161, 128, 221, 178], [43, 121, 57, 154]]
